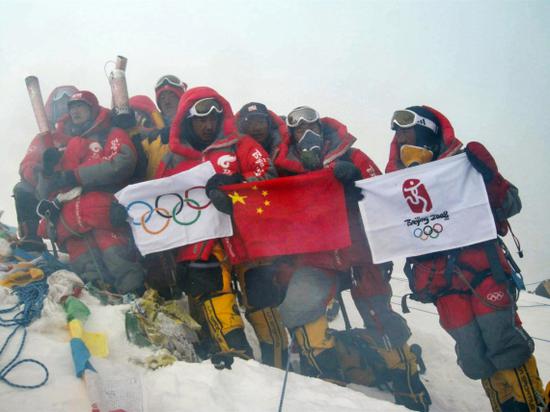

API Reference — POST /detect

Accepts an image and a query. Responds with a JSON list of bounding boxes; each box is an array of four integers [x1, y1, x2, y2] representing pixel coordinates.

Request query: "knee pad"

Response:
[[244, 266, 283, 309], [278, 266, 336, 329], [178, 259, 223, 297]]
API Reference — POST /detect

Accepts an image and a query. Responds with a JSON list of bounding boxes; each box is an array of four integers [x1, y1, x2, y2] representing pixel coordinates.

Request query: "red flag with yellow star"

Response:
[[221, 169, 351, 264]]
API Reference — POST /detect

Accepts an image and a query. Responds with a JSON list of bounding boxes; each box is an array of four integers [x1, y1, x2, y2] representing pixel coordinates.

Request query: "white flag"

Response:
[[356, 153, 497, 263], [115, 162, 233, 256]]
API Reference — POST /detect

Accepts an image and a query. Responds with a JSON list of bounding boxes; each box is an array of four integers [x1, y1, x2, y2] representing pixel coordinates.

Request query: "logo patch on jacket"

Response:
[[89, 142, 103, 158], [217, 154, 237, 174], [250, 149, 268, 177]]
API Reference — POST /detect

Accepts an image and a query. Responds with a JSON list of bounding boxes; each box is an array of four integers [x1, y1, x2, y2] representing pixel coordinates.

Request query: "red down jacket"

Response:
[[384, 105, 519, 301], [19, 85, 79, 186], [157, 86, 272, 262], [275, 116, 381, 270]]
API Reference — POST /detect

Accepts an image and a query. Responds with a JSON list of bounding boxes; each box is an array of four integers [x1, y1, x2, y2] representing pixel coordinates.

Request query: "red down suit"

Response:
[[157, 87, 272, 356], [386, 106, 531, 380], [273, 118, 422, 390], [275, 117, 410, 347], [39, 95, 144, 294]]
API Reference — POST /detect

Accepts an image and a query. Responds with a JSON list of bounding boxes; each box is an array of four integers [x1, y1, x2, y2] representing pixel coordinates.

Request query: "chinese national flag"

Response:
[[221, 169, 351, 264]]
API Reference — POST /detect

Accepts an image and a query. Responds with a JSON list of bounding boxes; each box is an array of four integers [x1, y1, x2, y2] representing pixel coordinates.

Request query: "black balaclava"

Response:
[[405, 106, 442, 159], [181, 115, 222, 152], [292, 124, 324, 170]]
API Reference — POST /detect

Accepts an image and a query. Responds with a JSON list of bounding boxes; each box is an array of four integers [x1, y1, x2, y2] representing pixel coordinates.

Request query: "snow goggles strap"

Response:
[[155, 75, 183, 90], [391, 110, 438, 134], [187, 98, 223, 118], [400, 144, 433, 167], [286, 106, 320, 128]]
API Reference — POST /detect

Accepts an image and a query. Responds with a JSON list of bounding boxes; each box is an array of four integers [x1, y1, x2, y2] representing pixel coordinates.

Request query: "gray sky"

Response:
[[1, 0, 549, 281]]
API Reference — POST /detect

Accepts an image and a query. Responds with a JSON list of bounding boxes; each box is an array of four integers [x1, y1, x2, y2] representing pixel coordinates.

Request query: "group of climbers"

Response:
[[12, 74, 548, 412]]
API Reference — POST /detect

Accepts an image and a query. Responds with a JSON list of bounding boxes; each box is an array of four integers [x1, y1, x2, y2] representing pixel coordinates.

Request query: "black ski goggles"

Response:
[[155, 75, 183, 90], [286, 106, 320, 128], [187, 98, 223, 118], [390, 109, 438, 134]]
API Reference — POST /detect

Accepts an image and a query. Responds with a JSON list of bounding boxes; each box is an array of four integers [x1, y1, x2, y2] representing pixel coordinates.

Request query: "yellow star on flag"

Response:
[[229, 191, 247, 205], [256, 207, 264, 215], [264, 200, 270, 206], [261, 190, 269, 197]]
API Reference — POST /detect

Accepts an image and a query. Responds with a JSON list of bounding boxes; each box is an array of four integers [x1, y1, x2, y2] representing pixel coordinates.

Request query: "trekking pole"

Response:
[[336, 291, 352, 331], [277, 337, 293, 412]]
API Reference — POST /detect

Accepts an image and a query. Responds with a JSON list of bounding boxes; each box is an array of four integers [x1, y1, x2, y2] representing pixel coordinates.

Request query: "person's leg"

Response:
[[65, 237, 103, 285], [352, 264, 430, 411], [472, 277, 545, 411], [12, 181, 45, 251], [293, 314, 343, 382], [278, 266, 342, 381], [178, 244, 252, 357], [237, 264, 288, 368]]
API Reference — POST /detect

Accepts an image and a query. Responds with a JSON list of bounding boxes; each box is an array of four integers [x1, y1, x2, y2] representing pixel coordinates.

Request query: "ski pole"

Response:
[[336, 291, 352, 331], [277, 337, 293, 412]]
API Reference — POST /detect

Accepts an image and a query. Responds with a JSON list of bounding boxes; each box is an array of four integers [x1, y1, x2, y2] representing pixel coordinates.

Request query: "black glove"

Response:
[[205, 173, 243, 194], [52, 170, 78, 190], [160, 127, 171, 144], [205, 174, 243, 215], [343, 185, 364, 202], [42, 148, 63, 177], [109, 202, 129, 227], [334, 161, 364, 202], [464, 145, 494, 183], [208, 189, 233, 215], [111, 108, 136, 129], [333, 161, 361, 183], [36, 199, 61, 223]]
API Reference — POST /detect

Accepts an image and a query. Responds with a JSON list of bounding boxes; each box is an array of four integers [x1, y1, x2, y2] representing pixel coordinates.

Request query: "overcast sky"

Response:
[[1, 0, 548, 281]]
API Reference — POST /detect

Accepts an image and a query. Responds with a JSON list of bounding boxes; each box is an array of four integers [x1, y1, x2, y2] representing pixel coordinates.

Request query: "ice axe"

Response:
[[25, 76, 50, 133]]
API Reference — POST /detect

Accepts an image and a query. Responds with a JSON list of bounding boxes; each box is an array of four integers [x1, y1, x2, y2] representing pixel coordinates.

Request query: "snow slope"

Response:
[[0, 272, 548, 412]]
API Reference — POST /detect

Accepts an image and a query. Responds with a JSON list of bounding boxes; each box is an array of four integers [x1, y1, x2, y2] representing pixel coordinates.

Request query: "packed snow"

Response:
[[0, 270, 548, 412]]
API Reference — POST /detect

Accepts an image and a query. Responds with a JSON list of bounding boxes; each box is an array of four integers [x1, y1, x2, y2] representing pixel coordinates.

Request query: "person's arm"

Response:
[[236, 136, 273, 181], [19, 133, 48, 186], [465, 141, 521, 220], [74, 128, 137, 187]]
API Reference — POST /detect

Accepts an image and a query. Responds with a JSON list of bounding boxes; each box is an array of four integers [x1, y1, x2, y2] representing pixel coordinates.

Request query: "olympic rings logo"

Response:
[[486, 291, 505, 302], [126, 186, 211, 235], [413, 223, 443, 241]]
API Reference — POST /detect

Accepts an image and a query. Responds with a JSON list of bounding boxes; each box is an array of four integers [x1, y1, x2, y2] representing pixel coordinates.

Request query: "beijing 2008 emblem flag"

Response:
[[356, 153, 497, 263]]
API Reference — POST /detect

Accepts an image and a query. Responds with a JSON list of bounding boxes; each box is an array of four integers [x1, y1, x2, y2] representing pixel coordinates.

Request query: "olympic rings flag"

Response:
[[115, 162, 233, 255], [356, 153, 497, 263]]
